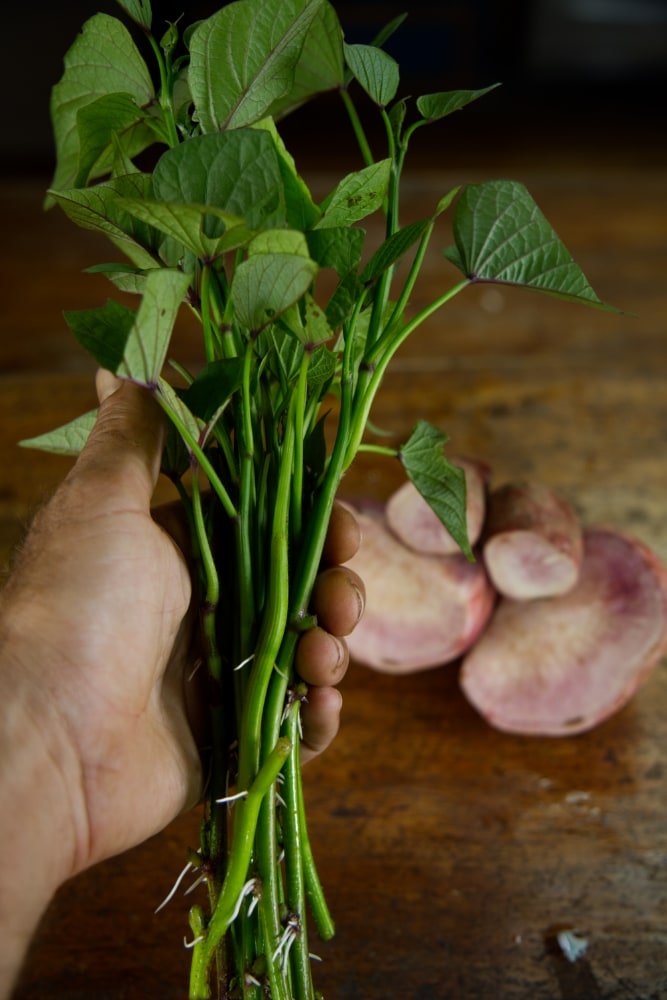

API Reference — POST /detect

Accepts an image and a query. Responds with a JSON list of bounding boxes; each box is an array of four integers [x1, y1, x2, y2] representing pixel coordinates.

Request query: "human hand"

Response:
[[0, 372, 362, 892]]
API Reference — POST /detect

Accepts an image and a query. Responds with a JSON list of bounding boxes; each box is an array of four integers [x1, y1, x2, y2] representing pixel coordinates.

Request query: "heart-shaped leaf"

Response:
[[189, 0, 324, 132], [344, 43, 399, 107], [416, 84, 500, 122], [49, 14, 154, 199], [399, 420, 472, 560], [231, 254, 318, 333], [315, 159, 391, 230], [153, 131, 286, 232], [267, 1, 344, 119], [20, 410, 98, 456], [445, 179, 611, 308]]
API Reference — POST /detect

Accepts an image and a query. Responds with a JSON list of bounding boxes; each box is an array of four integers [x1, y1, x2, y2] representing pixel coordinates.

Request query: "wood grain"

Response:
[[2, 152, 666, 999]]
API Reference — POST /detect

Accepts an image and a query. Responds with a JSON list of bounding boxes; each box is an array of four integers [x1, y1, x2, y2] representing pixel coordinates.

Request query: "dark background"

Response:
[[5, 0, 667, 174]]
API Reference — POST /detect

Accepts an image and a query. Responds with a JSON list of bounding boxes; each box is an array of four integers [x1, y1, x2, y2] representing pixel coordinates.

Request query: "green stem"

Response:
[[147, 33, 180, 148], [154, 388, 238, 520], [344, 279, 470, 468], [283, 706, 312, 1000], [340, 89, 374, 167], [237, 394, 296, 791], [291, 349, 311, 542], [200, 264, 217, 364], [192, 739, 292, 992], [298, 764, 334, 942], [356, 444, 398, 458]]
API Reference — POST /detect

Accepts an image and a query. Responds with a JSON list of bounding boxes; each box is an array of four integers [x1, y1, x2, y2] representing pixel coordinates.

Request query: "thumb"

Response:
[[70, 370, 165, 512]]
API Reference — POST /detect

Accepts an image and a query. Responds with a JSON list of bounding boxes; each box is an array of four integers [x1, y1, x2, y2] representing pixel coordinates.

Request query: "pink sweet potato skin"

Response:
[[386, 457, 489, 557], [345, 508, 496, 673], [460, 528, 667, 735], [482, 481, 584, 600]]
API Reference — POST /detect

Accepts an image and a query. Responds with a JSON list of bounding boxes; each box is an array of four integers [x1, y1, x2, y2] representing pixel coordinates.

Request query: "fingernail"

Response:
[[96, 369, 122, 404], [334, 636, 346, 668], [350, 581, 365, 620]]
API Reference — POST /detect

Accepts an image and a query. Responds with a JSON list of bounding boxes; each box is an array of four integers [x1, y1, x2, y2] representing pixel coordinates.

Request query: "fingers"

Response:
[[310, 566, 365, 637], [300, 687, 343, 766], [69, 370, 165, 513], [321, 502, 361, 565], [295, 627, 349, 686]]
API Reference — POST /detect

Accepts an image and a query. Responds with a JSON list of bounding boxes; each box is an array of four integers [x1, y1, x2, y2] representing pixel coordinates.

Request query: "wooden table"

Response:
[[2, 142, 666, 998]]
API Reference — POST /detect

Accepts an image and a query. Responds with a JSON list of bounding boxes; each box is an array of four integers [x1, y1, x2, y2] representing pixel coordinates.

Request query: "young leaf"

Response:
[[84, 262, 148, 295], [399, 421, 472, 560], [231, 254, 318, 333], [343, 43, 399, 108], [387, 97, 408, 144], [117, 269, 192, 383], [304, 295, 332, 345], [307, 344, 337, 388], [315, 159, 391, 229], [116, 198, 246, 259], [152, 131, 285, 232], [371, 12, 408, 50], [184, 359, 245, 422], [75, 93, 143, 187], [251, 118, 321, 229], [248, 230, 310, 258], [325, 272, 362, 328], [361, 218, 430, 283], [416, 84, 500, 123], [115, 0, 152, 30], [64, 299, 136, 372], [156, 378, 203, 445], [266, 1, 344, 119], [49, 14, 154, 198], [445, 179, 610, 308], [50, 174, 160, 269], [306, 227, 364, 277], [20, 410, 98, 456], [188, 0, 324, 133]]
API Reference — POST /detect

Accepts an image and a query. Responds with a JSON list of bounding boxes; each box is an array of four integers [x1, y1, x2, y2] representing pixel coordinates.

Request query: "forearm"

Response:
[[0, 621, 79, 997]]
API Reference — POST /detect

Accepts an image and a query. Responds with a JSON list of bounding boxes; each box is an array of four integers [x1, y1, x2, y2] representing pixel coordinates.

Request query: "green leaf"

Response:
[[387, 97, 408, 144], [152, 131, 286, 232], [189, 0, 324, 133], [416, 84, 500, 122], [251, 118, 321, 229], [306, 227, 364, 277], [50, 174, 161, 269], [266, 1, 344, 119], [75, 92, 143, 187], [85, 262, 149, 295], [304, 294, 332, 345], [315, 159, 391, 230], [265, 328, 304, 387], [399, 421, 472, 560], [248, 229, 310, 258], [343, 43, 399, 107], [325, 272, 362, 328], [117, 198, 247, 259], [371, 12, 408, 49], [446, 179, 610, 308], [156, 378, 203, 445], [118, 269, 191, 382], [64, 299, 136, 372], [183, 359, 245, 422], [49, 14, 154, 199], [434, 185, 461, 218], [66, 270, 190, 383], [307, 344, 336, 387], [162, 422, 190, 480], [115, 0, 152, 30], [231, 254, 318, 333], [361, 218, 430, 283], [20, 410, 98, 456]]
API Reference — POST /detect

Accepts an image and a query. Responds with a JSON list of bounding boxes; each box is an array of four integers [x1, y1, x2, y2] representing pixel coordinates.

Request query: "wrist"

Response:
[[0, 608, 85, 993]]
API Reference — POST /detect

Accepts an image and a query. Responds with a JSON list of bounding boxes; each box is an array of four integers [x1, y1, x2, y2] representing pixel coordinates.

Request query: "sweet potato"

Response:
[[460, 528, 667, 735], [345, 508, 496, 673], [483, 481, 583, 600], [386, 458, 489, 557]]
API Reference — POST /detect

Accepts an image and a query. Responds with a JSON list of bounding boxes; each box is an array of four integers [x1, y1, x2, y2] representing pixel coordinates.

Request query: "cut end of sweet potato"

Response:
[[386, 457, 488, 558], [345, 508, 496, 673], [460, 528, 667, 735], [483, 481, 583, 600]]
